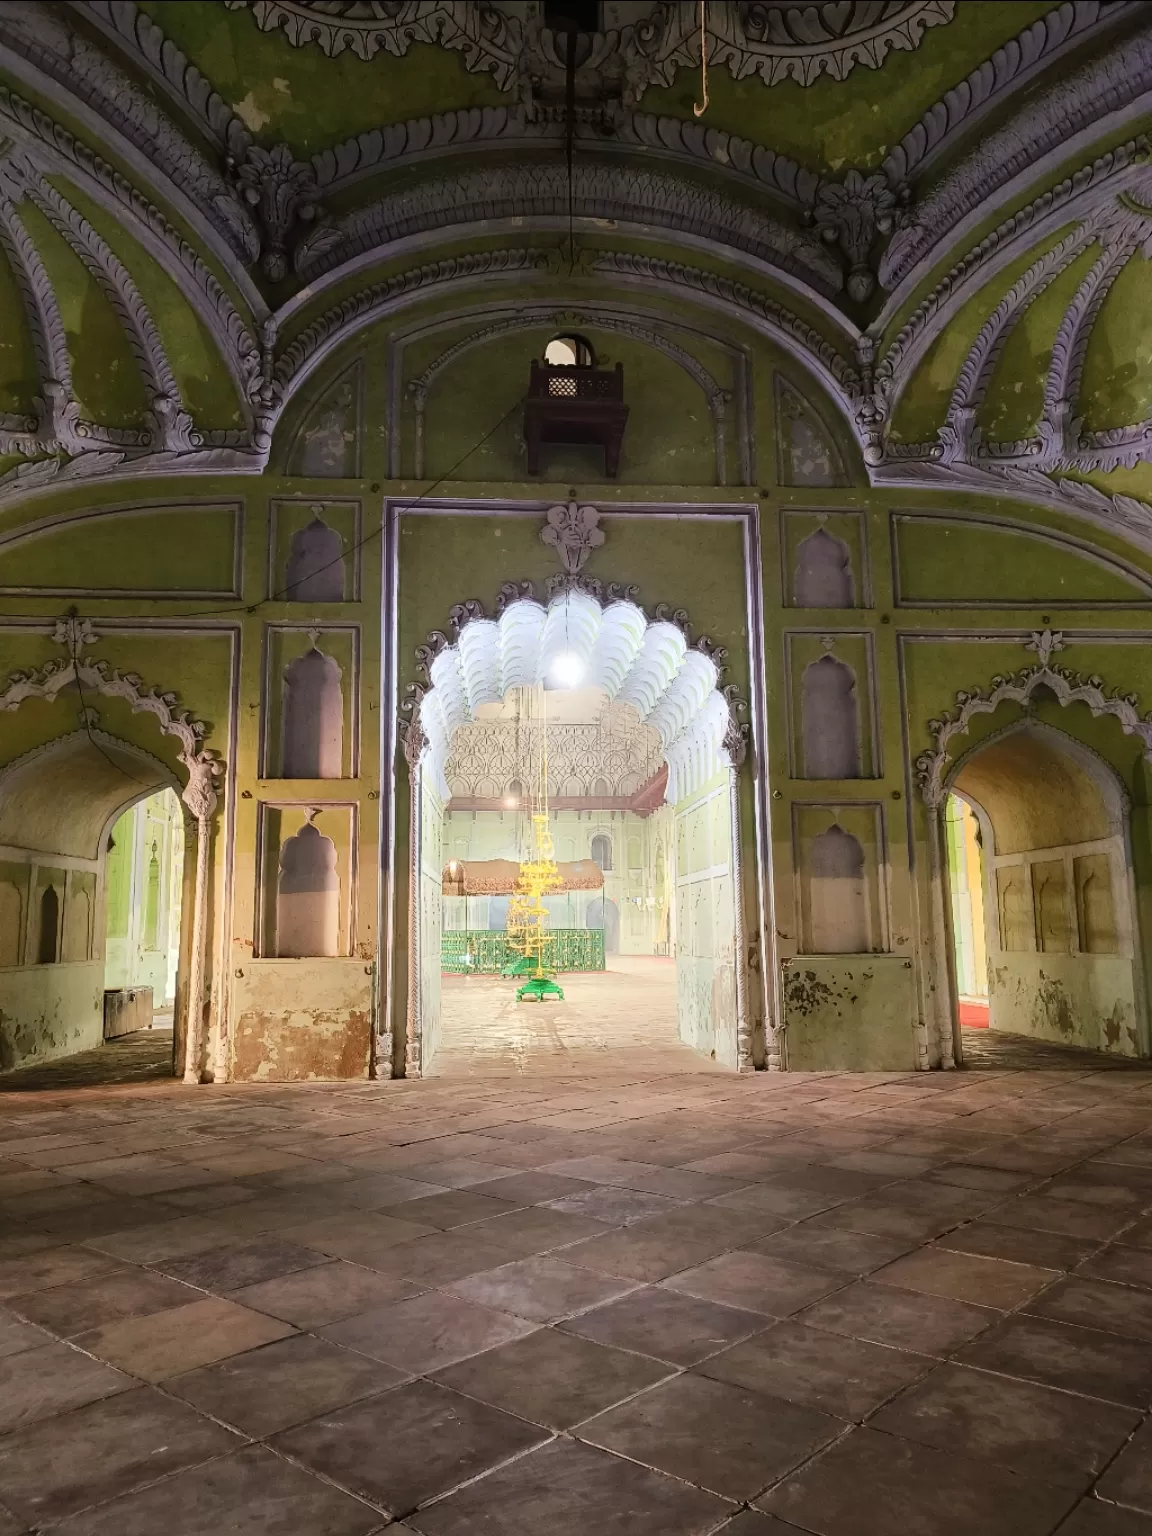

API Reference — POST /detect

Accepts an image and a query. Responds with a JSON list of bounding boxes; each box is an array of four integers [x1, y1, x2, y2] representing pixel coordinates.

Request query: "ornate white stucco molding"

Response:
[[914, 629, 1152, 808]]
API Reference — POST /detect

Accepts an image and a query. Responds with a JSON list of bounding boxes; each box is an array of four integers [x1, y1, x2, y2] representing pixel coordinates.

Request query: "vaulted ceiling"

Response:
[[1, 0, 1151, 530]]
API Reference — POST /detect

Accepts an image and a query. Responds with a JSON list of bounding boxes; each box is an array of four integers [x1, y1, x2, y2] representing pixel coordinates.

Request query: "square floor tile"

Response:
[[698, 1319, 932, 1420], [432, 1325, 672, 1429], [321, 1288, 537, 1373], [987, 1195, 1133, 1242], [579, 1370, 842, 1501], [228, 1259, 424, 1327], [8, 1266, 198, 1336], [799, 1281, 996, 1356], [468, 1172, 598, 1205], [279, 1211, 438, 1267], [872, 1362, 1139, 1490], [326, 1228, 524, 1286], [1079, 1245, 1152, 1290], [76, 1297, 295, 1382], [0, 1245, 118, 1300], [48, 1444, 382, 1536], [1096, 1418, 1152, 1515], [469, 1205, 612, 1254], [1024, 1276, 1152, 1342], [167, 1332, 405, 1435], [872, 1247, 1058, 1309], [405, 1435, 731, 1535], [750, 1225, 915, 1275], [0, 1341, 131, 1432], [559, 1224, 732, 1283], [760, 1426, 1077, 1536], [0, 1384, 238, 1523], [0, 1308, 47, 1358], [335, 1173, 447, 1208], [378, 1190, 523, 1230], [935, 1222, 1099, 1272], [447, 1255, 637, 1321], [160, 1238, 326, 1292], [664, 1252, 844, 1317], [957, 1313, 1152, 1406], [545, 1185, 683, 1225], [273, 1377, 548, 1517], [560, 1286, 766, 1365], [1054, 1502, 1152, 1536]]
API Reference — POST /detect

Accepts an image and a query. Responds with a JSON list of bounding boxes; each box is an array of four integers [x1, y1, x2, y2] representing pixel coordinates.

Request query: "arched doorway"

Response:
[[941, 719, 1143, 1062], [0, 627, 222, 1082], [402, 588, 748, 1075], [0, 731, 189, 1075]]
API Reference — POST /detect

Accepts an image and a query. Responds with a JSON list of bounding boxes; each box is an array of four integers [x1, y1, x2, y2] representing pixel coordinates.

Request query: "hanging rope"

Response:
[[693, 0, 709, 118]]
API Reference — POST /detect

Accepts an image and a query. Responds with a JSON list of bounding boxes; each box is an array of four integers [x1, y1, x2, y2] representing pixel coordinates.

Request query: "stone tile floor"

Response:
[[3, 1065, 1152, 1531], [434, 957, 704, 1076]]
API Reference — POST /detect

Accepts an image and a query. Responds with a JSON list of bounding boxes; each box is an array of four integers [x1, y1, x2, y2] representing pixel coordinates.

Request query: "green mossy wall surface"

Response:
[[0, 248, 37, 415], [636, 3, 1051, 173], [57, 184, 246, 432], [889, 230, 1079, 444], [1080, 252, 1152, 431], [894, 517, 1152, 604], [979, 243, 1101, 445], [0, 505, 241, 595], [17, 202, 151, 432], [141, 2, 503, 153]]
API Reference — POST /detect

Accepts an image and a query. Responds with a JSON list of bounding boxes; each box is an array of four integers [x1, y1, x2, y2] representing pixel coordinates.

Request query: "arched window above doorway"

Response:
[[590, 834, 613, 872], [544, 334, 595, 368]]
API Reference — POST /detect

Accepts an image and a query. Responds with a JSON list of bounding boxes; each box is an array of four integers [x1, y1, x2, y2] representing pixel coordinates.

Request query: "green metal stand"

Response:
[[516, 976, 565, 1002]]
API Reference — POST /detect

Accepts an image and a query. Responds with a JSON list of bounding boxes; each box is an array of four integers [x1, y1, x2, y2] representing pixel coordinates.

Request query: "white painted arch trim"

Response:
[[418, 590, 732, 806]]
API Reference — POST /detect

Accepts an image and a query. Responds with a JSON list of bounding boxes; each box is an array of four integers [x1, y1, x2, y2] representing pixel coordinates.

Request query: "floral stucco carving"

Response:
[[226, 1, 955, 93], [914, 631, 1152, 808]]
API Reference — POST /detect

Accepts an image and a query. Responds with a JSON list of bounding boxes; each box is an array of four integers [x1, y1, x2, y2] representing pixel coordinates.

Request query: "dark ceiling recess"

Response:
[[544, 1, 601, 32]]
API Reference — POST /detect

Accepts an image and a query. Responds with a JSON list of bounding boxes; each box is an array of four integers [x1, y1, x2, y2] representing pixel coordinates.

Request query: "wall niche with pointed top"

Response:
[[268, 499, 360, 603], [794, 804, 886, 955], [259, 804, 356, 958], [787, 632, 876, 778], [263, 626, 358, 780], [780, 511, 868, 609]]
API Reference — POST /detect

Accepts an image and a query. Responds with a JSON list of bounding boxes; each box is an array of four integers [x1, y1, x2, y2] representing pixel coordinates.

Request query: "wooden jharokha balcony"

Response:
[[524, 359, 629, 478]]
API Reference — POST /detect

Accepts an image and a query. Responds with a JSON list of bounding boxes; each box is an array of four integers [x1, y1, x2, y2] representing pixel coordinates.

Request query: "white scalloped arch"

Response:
[[418, 592, 733, 803]]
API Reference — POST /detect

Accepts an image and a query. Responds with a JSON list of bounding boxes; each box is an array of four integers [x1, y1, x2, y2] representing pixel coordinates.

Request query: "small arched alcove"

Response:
[[794, 528, 854, 608], [801, 654, 860, 779], [276, 819, 340, 958], [281, 646, 344, 778], [806, 824, 869, 954], [285, 515, 346, 602], [943, 717, 1142, 1059]]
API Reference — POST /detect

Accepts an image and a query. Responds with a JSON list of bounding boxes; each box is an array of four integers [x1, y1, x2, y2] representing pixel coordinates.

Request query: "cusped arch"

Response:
[[916, 642, 1152, 809], [406, 586, 747, 809]]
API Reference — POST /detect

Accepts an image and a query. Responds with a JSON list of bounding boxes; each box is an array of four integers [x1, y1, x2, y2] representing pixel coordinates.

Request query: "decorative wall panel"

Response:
[[268, 499, 360, 603], [781, 511, 869, 609]]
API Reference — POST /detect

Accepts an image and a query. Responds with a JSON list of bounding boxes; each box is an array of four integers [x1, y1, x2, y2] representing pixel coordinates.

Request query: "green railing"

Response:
[[442, 928, 606, 975]]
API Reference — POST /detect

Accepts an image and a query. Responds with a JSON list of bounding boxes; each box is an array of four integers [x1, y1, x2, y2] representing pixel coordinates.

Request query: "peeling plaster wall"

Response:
[[782, 957, 918, 1071], [231, 959, 372, 1081], [0, 962, 103, 1071], [989, 952, 1139, 1056]]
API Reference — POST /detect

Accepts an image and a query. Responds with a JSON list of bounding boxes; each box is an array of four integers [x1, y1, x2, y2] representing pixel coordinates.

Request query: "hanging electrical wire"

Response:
[[693, 0, 709, 118]]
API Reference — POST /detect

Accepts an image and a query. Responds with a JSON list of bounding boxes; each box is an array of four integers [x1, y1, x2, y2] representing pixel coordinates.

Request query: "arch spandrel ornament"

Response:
[[914, 630, 1152, 810]]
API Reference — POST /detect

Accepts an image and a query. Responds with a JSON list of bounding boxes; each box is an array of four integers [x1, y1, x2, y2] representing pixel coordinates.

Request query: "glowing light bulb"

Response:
[[549, 651, 586, 688]]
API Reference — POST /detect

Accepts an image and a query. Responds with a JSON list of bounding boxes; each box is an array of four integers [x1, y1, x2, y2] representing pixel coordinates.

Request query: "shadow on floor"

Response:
[[960, 1025, 1148, 1070], [0, 1029, 175, 1092]]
